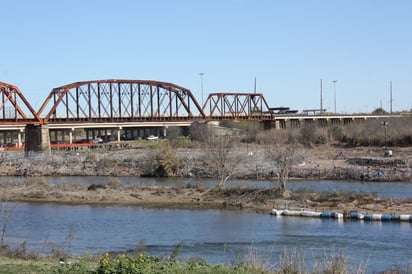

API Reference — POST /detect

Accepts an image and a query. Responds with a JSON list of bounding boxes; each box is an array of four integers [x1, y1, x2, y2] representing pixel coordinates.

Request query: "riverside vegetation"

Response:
[[1, 118, 412, 273], [0, 241, 376, 274]]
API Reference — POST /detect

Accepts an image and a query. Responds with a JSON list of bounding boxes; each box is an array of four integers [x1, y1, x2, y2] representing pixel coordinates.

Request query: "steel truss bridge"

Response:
[[0, 79, 277, 125], [0, 79, 398, 146]]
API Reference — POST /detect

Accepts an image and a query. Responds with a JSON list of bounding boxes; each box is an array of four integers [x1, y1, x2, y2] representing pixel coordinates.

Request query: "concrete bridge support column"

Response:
[[274, 120, 287, 129], [117, 127, 122, 142], [290, 119, 300, 128], [69, 128, 74, 144], [18, 129, 24, 147], [24, 124, 51, 154], [318, 119, 328, 127]]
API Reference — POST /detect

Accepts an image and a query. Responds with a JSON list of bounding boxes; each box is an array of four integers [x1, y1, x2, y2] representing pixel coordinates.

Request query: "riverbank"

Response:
[[2, 178, 412, 215], [1, 143, 412, 215], [0, 250, 370, 274], [0, 143, 411, 181]]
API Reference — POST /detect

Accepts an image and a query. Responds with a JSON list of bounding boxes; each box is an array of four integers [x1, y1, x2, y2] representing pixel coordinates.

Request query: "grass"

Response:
[[0, 255, 99, 274], [0, 254, 264, 274], [0, 245, 410, 273]]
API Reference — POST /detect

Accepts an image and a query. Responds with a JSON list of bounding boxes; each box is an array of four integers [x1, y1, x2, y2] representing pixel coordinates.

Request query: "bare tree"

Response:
[[200, 125, 243, 188], [0, 195, 16, 247], [265, 131, 306, 194]]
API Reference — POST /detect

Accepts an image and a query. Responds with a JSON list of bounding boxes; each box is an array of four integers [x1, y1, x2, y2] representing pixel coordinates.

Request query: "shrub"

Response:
[[157, 142, 180, 175], [54, 262, 89, 274], [106, 178, 123, 189], [329, 126, 344, 143], [96, 252, 159, 274], [87, 184, 107, 191]]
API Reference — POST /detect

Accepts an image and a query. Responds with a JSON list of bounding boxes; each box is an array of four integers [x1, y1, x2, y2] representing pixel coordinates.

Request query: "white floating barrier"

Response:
[[372, 214, 382, 221], [400, 214, 411, 222], [271, 209, 284, 216], [300, 210, 322, 217], [282, 209, 302, 216], [271, 209, 411, 222], [332, 212, 343, 219]]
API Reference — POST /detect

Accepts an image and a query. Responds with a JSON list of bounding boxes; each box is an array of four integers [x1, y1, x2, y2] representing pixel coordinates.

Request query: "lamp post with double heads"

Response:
[[332, 80, 338, 113], [199, 72, 205, 106]]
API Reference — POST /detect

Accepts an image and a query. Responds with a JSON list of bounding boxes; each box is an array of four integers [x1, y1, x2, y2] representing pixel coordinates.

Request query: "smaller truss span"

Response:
[[203, 92, 274, 121]]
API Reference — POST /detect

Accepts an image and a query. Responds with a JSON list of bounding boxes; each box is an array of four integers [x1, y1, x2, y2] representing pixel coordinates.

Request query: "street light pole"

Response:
[[199, 72, 205, 106], [320, 78, 323, 113], [381, 121, 388, 150], [332, 80, 338, 113]]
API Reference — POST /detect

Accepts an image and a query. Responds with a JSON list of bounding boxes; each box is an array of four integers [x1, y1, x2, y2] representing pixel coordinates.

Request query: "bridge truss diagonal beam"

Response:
[[0, 81, 43, 124], [37, 79, 206, 123], [203, 93, 274, 121]]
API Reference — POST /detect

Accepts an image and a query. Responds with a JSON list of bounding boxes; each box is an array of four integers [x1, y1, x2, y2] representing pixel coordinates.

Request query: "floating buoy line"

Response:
[[270, 208, 412, 222]]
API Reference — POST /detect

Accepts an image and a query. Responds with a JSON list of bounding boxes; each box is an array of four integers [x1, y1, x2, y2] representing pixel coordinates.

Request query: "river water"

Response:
[[2, 177, 412, 272]]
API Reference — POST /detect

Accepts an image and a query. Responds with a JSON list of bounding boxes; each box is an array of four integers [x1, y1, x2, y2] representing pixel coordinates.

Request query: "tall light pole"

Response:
[[381, 121, 388, 151], [320, 78, 323, 112], [199, 72, 205, 106], [390, 80, 393, 114], [332, 80, 338, 113]]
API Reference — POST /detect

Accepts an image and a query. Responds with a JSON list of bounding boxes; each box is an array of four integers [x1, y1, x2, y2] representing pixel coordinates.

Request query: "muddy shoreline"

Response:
[[1, 144, 412, 215], [2, 178, 412, 215]]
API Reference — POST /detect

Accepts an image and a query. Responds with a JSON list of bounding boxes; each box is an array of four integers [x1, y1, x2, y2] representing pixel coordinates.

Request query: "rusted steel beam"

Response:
[[38, 79, 206, 123], [0, 81, 43, 124], [203, 92, 274, 121]]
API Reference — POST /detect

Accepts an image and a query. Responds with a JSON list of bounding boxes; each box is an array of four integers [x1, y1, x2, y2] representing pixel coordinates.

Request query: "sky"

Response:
[[1, 0, 412, 114]]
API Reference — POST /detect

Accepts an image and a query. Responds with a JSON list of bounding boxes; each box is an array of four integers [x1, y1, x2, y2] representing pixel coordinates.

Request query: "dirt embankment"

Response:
[[2, 179, 412, 215], [0, 144, 411, 181], [0, 144, 411, 215]]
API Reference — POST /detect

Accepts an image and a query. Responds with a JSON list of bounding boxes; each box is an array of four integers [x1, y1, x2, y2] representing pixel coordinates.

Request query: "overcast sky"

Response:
[[2, 0, 411, 113]]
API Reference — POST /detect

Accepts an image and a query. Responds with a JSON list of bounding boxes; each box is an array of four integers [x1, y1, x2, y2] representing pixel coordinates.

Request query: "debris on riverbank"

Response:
[[1, 178, 412, 215], [0, 144, 411, 182]]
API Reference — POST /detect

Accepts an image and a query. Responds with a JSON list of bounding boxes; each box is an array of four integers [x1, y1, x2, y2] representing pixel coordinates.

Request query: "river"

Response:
[[2, 177, 412, 272]]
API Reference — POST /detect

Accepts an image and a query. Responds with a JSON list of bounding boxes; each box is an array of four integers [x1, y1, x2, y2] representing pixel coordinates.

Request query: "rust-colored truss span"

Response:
[[38, 79, 206, 123], [203, 93, 274, 121], [0, 81, 42, 124]]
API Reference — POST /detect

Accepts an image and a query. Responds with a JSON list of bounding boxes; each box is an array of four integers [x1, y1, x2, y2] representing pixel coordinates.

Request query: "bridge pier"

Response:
[[24, 124, 51, 154]]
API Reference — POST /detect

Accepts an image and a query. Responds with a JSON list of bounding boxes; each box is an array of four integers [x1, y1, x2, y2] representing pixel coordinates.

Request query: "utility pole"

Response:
[[390, 80, 393, 114], [381, 121, 388, 151], [199, 73, 205, 106]]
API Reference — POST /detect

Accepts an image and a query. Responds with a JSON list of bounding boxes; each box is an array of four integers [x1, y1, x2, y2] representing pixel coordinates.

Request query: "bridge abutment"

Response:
[[24, 124, 51, 154]]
